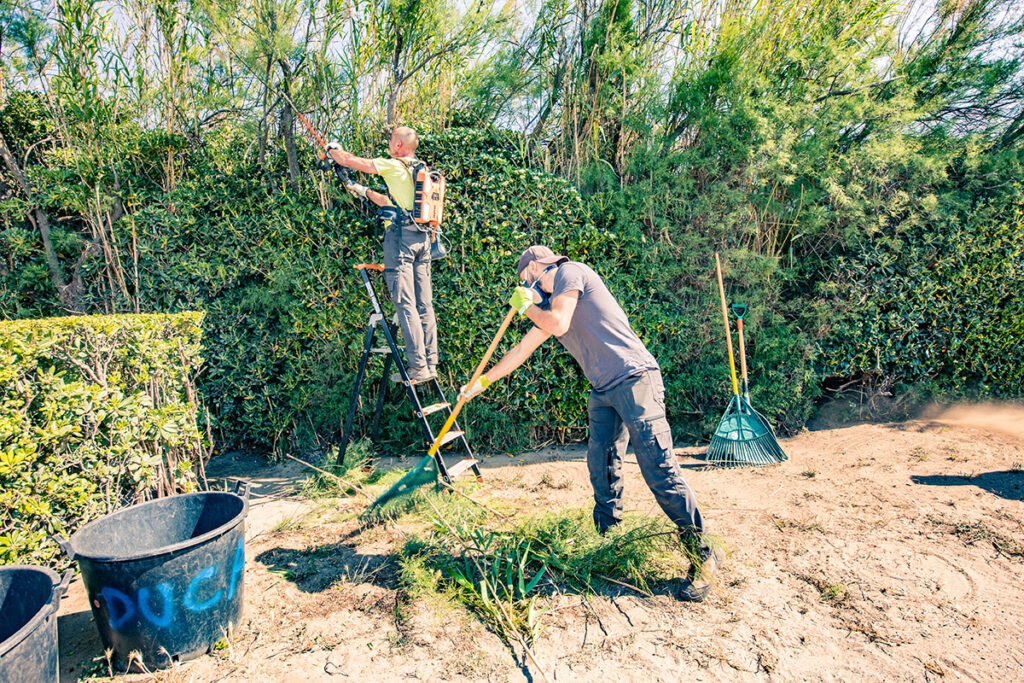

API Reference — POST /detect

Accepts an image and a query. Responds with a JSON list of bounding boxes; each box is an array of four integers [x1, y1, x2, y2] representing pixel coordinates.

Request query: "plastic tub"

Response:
[[0, 565, 71, 683], [59, 484, 249, 668]]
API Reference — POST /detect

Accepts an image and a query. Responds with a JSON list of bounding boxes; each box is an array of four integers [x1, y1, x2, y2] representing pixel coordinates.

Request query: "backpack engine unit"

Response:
[[399, 160, 445, 227]]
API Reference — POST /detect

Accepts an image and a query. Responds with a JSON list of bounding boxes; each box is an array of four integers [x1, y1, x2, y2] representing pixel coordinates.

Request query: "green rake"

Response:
[[707, 254, 788, 468], [359, 454, 440, 522], [361, 305, 518, 522]]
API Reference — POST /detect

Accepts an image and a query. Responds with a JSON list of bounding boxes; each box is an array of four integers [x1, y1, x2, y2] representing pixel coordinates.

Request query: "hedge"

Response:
[[816, 204, 1024, 397], [3, 111, 1020, 456], [0, 312, 208, 566]]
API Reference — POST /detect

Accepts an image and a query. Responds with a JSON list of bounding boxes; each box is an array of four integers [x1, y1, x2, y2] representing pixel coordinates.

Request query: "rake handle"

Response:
[[428, 306, 518, 457], [736, 317, 750, 401], [715, 253, 740, 397]]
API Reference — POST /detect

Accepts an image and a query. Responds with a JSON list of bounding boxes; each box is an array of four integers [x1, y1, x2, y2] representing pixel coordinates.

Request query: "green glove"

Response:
[[458, 375, 492, 402], [510, 286, 535, 316]]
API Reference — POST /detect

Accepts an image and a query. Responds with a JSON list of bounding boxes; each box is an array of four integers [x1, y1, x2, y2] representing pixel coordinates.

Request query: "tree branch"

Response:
[[813, 75, 906, 103], [0, 128, 70, 302]]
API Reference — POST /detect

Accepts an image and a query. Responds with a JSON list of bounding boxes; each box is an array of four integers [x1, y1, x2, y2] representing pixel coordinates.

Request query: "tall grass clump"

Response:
[[398, 506, 699, 645]]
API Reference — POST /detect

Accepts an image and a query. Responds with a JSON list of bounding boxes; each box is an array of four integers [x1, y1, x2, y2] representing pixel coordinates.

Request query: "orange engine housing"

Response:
[[411, 165, 445, 227]]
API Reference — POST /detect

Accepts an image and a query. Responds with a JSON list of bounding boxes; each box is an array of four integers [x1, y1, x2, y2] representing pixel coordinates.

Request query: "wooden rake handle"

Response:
[[428, 306, 518, 457], [715, 253, 740, 397]]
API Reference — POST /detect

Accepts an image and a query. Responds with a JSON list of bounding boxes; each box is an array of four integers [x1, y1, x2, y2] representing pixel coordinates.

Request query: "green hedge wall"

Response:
[[815, 204, 1024, 397], [110, 127, 611, 453], [0, 122, 831, 454], [115, 125, 812, 454], [3, 111, 1019, 457], [0, 312, 207, 565]]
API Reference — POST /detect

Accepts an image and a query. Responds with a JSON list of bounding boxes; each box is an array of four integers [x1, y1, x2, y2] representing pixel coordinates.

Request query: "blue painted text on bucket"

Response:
[[97, 537, 244, 631]]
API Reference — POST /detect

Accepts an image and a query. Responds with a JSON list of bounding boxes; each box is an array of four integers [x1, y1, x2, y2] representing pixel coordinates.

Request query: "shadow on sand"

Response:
[[911, 470, 1024, 502]]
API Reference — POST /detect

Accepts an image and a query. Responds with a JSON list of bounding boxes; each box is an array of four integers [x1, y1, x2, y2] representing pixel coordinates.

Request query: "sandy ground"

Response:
[[56, 406, 1024, 682]]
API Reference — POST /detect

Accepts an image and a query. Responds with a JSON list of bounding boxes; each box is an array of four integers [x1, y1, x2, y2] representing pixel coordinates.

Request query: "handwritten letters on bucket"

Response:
[[95, 537, 245, 631]]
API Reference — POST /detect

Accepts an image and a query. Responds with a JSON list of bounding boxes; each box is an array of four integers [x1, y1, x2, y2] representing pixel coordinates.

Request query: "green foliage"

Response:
[[0, 312, 208, 566], [4, 105, 1021, 456], [2, 0, 1023, 459], [816, 203, 1024, 396], [399, 506, 689, 644], [298, 439, 375, 499], [62, 123, 603, 454]]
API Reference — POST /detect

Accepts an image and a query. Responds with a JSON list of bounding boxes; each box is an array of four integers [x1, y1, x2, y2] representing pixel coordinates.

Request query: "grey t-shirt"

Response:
[[542, 262, 659, 392]]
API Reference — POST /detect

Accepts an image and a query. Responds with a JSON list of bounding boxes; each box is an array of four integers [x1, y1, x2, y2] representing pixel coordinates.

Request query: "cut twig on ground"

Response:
[[285, 453, 375, 503], [440, 479, 511, 519]]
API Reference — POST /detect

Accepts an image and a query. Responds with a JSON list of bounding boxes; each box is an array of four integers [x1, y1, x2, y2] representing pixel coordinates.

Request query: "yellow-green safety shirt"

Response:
[[373, 157, 416, 211]]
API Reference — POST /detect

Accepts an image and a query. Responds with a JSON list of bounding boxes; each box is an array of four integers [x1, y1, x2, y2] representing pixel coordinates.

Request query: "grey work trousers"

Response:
[[383, 224, 438, 370], [587, 370, 705, 542]]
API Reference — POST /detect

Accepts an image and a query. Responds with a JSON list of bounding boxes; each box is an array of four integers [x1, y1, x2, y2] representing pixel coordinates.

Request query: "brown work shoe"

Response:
[[675, 544, 722, 602], [391, 367, 434, 384], [689, 545, 724, 580]]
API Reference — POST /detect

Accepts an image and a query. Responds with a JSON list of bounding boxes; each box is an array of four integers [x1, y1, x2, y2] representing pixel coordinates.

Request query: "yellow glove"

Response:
[[458, 375, 492, 402], [509, 286, 536, 316]]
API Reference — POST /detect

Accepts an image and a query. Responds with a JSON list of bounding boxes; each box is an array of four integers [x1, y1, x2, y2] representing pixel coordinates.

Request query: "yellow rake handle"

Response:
[[715, 253, 740, 397], [428, 306, 518, 457]]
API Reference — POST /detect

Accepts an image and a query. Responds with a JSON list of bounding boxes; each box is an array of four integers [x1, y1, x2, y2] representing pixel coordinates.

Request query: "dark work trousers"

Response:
[[382, 221, 437, 371], [587, 370, 706, 545]]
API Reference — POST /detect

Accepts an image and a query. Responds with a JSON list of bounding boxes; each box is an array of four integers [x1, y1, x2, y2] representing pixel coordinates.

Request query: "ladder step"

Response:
[[446, 458, 479, 479], [420, 402, 450, 417], [436, 430, 465, 448], [371, 346, 403, 354]]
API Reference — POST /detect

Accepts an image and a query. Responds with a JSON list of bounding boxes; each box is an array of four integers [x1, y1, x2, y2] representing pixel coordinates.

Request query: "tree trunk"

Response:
[[0, 129, 72, 307], [258, 55, 272, 166], [386, 86, 399, 128], [997, 110, 1024, 151], [530, 61, 567, 143], [278, 59, 300, 193], [0, 29, 6, 109], [387, 31, 405, 127]]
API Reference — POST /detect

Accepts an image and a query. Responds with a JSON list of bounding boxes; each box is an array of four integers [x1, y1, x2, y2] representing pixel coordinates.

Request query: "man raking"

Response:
[[458, 246, 721, 601]]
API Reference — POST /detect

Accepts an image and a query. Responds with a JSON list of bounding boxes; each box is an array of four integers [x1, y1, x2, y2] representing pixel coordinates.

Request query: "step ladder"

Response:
[[338, 263, 482, 485]]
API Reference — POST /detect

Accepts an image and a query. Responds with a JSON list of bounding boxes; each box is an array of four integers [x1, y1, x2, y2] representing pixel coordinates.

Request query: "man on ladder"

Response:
[[326, 126, 438, 384], [458, 246, 722, 601]]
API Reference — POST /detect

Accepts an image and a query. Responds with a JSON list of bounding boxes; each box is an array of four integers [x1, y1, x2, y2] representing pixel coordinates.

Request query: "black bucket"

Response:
[[58, 483, 249, 669], [0, 566, 72, 683]]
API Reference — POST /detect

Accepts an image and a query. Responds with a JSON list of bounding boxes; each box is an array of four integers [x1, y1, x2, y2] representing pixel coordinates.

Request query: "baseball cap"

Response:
[[517, 245, 568, 276]]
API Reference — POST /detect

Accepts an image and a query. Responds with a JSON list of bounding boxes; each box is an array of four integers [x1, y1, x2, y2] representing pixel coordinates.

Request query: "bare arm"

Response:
[[327, 148, 378, 175], [525, 290, 579, 337], [483, 326, 552, 384], [365, 189, 389, 207]]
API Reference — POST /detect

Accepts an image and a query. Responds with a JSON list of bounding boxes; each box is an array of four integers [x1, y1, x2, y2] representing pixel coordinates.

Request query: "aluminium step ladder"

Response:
[[338, 263, 481, 484]]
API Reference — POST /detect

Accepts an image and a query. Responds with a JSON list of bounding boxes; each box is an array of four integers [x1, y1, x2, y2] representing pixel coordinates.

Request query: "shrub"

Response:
[[3, 98, 1020, 456], [0, 312, 208, 565], [815, 203, 1024, 397]]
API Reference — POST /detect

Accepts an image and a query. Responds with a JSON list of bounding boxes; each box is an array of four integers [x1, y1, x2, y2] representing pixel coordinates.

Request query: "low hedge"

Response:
[[0, 312, 208, 566]]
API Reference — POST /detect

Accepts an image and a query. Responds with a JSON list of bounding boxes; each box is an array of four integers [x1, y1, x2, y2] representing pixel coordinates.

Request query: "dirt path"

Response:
[[57, 411, 1024, 681]]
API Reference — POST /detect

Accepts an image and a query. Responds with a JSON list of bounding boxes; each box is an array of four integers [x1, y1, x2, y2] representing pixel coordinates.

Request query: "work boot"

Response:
[[674, 576, 711, 602], [674, 544, 722, 603], [687, 545, 724, 582], [391, 367, 435, 384]]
